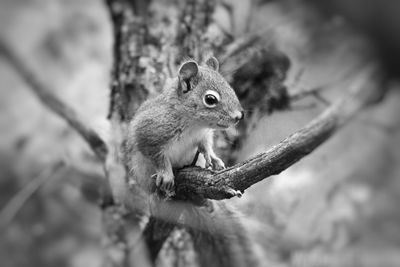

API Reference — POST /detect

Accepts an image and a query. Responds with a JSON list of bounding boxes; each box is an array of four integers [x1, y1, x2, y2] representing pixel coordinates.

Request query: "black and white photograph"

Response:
[[1, 0, 399, 266]]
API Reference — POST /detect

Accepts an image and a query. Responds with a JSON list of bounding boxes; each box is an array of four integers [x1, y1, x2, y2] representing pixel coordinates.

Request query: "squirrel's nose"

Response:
[[233, 110, 244, 122]]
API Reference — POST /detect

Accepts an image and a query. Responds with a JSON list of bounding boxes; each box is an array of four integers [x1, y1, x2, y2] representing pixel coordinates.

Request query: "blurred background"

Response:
[[1, 0, 400, 266]]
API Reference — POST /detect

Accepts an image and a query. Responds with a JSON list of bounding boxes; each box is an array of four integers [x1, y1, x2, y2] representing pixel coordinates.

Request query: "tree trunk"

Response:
[[103, 0, 284, 265]]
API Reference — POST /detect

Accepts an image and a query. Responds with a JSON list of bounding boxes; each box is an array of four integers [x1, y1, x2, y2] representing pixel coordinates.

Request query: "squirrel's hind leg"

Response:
[[151, 154, 175, 195]]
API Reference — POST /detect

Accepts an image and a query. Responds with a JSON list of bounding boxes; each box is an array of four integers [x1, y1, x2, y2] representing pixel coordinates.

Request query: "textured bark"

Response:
[[103, 1, 153, 266], [104, 0, 222, 265], [106, 0, 151, 122]]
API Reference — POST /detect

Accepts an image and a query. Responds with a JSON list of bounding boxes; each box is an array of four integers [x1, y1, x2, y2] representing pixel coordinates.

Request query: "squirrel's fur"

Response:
[[125, 57, 243, 194], [186, 201, 260, 267]]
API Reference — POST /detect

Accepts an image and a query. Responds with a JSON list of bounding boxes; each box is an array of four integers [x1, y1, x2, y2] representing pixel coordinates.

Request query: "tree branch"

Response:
[[0, 161, 65, 229], [0, 40, 108, 162], [174, 66, 386, 201], [219, 33, 261, 64]]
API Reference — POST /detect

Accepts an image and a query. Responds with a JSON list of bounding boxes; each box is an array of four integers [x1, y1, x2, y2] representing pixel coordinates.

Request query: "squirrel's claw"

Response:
[[205, 159, 213, 170], [203, 152, 225, 170], [153, 172, 175, 196], [226, 188, 243, 198], [203, 153, 213, 169], [211, 155, 225, 170]]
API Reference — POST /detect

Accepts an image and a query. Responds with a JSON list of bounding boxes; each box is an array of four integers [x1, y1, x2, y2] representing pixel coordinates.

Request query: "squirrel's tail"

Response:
[[183, 200, 260, 267]]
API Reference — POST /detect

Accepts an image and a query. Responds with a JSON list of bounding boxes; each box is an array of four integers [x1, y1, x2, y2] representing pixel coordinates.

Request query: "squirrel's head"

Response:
[[176, 57, 244, 129]]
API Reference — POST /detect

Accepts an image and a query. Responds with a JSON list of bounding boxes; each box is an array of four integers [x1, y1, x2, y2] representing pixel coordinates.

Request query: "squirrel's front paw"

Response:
[[204, 152, 225, 170], [211, 155, 225, 170], [153, 172, 175, 195]]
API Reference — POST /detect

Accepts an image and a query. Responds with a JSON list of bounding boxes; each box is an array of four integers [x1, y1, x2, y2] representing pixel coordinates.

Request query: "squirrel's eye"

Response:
[[203, 90, 220, 108]]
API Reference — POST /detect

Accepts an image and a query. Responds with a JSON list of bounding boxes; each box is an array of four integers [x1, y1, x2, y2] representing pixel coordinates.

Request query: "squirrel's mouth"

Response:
[[216, 122, 231, 129]]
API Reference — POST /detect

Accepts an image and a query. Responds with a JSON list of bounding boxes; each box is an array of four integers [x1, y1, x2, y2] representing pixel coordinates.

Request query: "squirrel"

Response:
[[124, 57, 259, 266], [125, 56, 244, 195]]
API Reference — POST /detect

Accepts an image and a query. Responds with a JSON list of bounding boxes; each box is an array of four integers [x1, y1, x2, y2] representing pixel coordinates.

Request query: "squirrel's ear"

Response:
[[205, 56, 219, 71], [178, 60, 198, 81]]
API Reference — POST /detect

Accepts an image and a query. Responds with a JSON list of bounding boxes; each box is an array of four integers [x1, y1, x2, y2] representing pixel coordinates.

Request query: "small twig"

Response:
[[293, 67, 305, 85], [312, 91, 331, 106], [220, 33, 261, 64], [219, 15, 311, 65], [0, 162, 64, 229], [244, 0, 256, 33], [289, 86, 331, 105], [289, 86, 326, 101], [0, 40, 108, 162], [290, 102, 318, 111], [289, 62, 367, 103], [220, 1, 235, 35]]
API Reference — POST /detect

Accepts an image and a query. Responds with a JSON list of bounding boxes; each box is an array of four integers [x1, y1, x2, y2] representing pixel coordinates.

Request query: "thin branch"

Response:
[[0, 39, 115, 210], [289, 86, 331, 105], [0, 40, 108, 162], [0, 162, 64, 229], [219, 15, 307, 65], [220, 33, 261, 64], [288, 62, 366, 103], [289, 85, 326, 100], [173, 66, 387, 201]]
